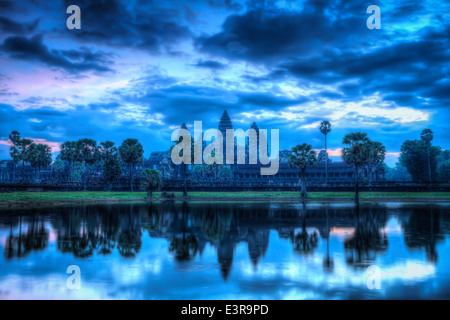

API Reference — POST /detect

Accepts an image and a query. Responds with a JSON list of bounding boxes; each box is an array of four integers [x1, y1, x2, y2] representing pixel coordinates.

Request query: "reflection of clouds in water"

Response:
[[330, 228, 354, 240], [0, 274, 113, 300], [111, 259, 163, 285], [383, 217, 403, 235], [381, 262, 436, 283], [281, 289, 324, 300], [239, 247, 435, 291]]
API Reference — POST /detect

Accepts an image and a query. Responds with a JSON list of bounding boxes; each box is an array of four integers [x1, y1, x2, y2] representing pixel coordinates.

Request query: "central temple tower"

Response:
[[218, 110, 233, 133], [218, 110, 233, 162]]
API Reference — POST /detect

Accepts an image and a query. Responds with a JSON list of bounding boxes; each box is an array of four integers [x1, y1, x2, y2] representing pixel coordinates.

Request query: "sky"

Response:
[[0, 0, 449, 166]]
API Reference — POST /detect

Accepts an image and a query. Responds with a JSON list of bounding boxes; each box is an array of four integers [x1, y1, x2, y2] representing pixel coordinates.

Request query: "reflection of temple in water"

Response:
[[1, 203, 448, 280]]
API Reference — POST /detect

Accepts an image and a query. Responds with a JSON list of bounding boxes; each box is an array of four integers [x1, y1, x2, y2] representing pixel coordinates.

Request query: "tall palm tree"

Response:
[[342, 132, 371, 204], [119, 138, 144, 191], [28, 143, 52, 181], [367, 140, 386, 182], [17, 138, 33, 180], [99, 141, 122, 191], [289, 143, 317, 200], [60, 140, 79, 181], [77, 138, 100, 191], [99, 140, 117, 160], [319, 121, 331, 184], [421, 129, 434, 182], [8, 131, 21, 182]]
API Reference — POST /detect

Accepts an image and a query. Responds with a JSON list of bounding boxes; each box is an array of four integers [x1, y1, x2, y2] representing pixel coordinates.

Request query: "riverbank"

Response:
[[0, 191, 449, 208]]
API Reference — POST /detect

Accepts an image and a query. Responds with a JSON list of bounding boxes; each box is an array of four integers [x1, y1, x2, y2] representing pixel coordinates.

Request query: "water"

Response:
[[0, 201, 449, 300]]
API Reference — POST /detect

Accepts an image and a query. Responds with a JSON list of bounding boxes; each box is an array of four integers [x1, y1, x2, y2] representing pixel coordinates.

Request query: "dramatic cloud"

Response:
[[193, 59, 227, 69], [61, 0, 192, 53], [0, 17, 39, 35], [195, 2, 371, 62], [0, 34, 113, 73], [0, 0, 448, 166]]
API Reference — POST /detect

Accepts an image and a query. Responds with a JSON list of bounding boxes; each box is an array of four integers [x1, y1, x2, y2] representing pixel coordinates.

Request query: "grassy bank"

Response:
[[0, 191, 449, 208]]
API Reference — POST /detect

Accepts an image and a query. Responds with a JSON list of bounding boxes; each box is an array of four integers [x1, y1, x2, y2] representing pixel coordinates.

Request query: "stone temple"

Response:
[[149, 110, 382, 185]]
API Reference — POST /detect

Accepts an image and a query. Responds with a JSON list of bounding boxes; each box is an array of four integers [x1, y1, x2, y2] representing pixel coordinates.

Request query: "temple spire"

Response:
[[219, 110, 233, 132]]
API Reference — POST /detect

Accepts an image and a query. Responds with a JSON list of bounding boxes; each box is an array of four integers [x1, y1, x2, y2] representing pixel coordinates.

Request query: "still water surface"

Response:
[[0, 202, 449, 299]]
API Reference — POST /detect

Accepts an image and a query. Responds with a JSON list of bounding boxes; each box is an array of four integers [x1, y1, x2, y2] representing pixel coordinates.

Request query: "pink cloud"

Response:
[[314, 148, 343, 157], [386, 152, 401, 156], [32, 139, 61, 152], [0, 138, 61, 152], [0, 140, 13, 147]]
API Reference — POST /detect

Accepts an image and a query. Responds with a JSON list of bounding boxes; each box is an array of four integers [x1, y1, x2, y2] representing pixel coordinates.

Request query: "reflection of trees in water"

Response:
[[143, 203, 162, 231], [97, 208, 120, 256], [323, 207, 334, 273], [10, 202, 448, 282], [401, 205, 444, 263], [169, 235, 199, 261], [191, 206, 233, 242], [290, 226, 319, 255], [290, 203, 319, 256], [116, 205, 143, 258], [24, 214, 49, 253], [169, 202, 198, 261], [55, 206, 100, 258], [344, 205, 388, 268], [4, 214, 49, 260], [52, 204, 143, 258]]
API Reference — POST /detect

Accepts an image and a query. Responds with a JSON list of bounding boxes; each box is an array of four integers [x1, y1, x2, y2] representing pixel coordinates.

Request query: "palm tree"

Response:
[[17, 138, 33, 180], [52, 159, 65, 182], [421, 129, 434, 182], [290, 202, 319, 255], [289, 143, 317, 200], [367, 140, 386, 182], [8, 130, 21, 182], [119, 138, 144, 191], [60, 141, 79, 181], [28, 143, 52, 181], [319, 121, 331, 184], [342, 132, 371, 204], [77, 138, 100, 191], [99, 140, 117, 159], [100, 141, 122, 191]]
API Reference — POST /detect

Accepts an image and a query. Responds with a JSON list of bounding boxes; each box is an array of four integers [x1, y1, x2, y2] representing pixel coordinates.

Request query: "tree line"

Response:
[[8, 132, 162, 198], [289, 122, 387, 203], [289, 123, 449, 203], [7, 123, 449, 202]]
